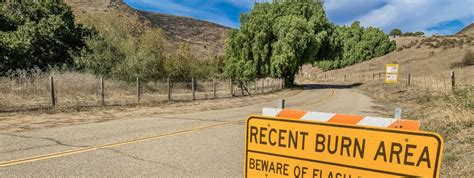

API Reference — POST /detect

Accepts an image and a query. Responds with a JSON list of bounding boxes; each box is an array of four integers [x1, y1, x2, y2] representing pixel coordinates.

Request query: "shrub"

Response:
[[74, 10, 218, 82], [429, 51, 435, 57], [461, 50, 474, 66], [0, 2, 91, 73], [451, 50, 474, 68]]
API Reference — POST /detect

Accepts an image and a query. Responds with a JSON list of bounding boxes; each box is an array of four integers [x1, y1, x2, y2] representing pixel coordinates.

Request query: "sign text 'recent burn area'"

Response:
[[245, 116, 444, 178]]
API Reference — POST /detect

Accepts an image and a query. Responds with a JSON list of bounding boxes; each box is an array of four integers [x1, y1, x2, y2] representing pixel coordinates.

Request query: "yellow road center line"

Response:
[[0, 120, 242, 168], [293, 88, 336, 110], [0, 88, 336, 168]]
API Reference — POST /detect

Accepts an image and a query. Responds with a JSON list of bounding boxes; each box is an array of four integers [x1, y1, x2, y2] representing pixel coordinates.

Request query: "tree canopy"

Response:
[[0, 1, 90, 73], [390, 28, 402, 37], [225, 0, 395, 85], [315, 22, 396, 70], [225, 0, 335, 85]]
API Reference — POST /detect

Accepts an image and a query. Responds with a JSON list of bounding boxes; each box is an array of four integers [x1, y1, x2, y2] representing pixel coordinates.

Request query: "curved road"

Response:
[[0, 85, 382, 177]]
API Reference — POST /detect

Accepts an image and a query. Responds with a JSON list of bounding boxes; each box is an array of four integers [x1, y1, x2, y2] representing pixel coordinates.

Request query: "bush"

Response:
[[461, 50, 474, 66], [451, 50, 474, 68], [0, 2, 91, 73], [74, 10, 218, 82], [314, 22, 396, 70]]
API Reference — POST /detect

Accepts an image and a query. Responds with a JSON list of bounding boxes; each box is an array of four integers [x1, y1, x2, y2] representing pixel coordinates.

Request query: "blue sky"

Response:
[[123, 0, 474, 35]]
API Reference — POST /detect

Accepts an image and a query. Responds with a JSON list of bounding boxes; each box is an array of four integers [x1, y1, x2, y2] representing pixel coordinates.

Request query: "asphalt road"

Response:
[[0, 85, 382, 177]]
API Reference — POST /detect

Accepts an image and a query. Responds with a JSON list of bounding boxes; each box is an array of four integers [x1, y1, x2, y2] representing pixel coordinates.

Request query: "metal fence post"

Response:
[[278, 99, 285, 109], [50, 76, 56, 110], [394, 107, 402, 119]]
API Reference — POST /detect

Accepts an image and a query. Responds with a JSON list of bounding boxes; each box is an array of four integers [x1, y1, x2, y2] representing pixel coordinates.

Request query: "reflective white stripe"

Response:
[[356, 116, 394, 127], [300, 112, 335, 122], [262, 108, 282, 117], [262, 108, 404, 128]]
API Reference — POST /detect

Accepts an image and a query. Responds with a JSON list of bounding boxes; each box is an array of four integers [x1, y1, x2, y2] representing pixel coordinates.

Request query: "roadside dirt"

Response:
[[0, 89, 301, 133]]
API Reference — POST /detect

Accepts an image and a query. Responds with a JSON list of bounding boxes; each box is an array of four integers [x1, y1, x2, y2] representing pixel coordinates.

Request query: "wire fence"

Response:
[[0, 72, 285, 112], [303, 70, 473, 94]]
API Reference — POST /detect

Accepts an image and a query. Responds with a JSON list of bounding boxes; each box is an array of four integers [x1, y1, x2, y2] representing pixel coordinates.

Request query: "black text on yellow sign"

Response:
[[244, 116, 444, 178]]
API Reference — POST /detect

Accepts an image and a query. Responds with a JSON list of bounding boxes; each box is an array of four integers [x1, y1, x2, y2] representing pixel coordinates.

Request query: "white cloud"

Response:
[[127, 0, 474, 33], [327, 0, 474, 34]]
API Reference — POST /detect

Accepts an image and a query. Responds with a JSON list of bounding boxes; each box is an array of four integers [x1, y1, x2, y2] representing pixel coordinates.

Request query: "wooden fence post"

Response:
[[267, 79, 270, 92], [192, 78, 195, 100], [100, 76, 105, 106], [167, 78, 171, 101], [255, 79, 259, 94], [213, 79, 217, 99], [270, 79, 274, 91], [230, 79, 233, 97], [451, 71, 455, 94], [407, 74, 411, 86], [136, 77, 141, 103], [279, 78, 283, 90], [50, 76, 56, 110], [443, 77, 447, 91]]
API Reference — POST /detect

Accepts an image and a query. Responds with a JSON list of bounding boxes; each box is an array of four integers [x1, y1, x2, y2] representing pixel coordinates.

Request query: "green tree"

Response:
[[315, 22, 395, 70], [0, 1, 90, 73], [164, 43, 195, 81], [414, 31, 425, 36], [75, 11, 168, 82], [74, 35, 124, 76], [225, 0, 334, 86], [389, 28, 402, 37]]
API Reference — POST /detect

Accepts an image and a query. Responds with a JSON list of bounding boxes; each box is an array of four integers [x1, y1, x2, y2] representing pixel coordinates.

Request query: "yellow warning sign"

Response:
[[385, 64, 399, 84], [245, 116, 444, 178]]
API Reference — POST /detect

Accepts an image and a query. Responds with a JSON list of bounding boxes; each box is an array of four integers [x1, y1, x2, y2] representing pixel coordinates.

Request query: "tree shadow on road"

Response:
[[296, 83, 363, 90]]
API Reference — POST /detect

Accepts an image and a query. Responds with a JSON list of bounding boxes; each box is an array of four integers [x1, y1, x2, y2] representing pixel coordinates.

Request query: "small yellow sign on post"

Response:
[[385, 64, 399, 84], [245, 116, 444, 178]]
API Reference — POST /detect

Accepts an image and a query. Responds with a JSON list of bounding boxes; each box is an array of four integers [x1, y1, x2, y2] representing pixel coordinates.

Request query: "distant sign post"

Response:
[[245, 116, 443, 178], [385, 64, 399, 84]]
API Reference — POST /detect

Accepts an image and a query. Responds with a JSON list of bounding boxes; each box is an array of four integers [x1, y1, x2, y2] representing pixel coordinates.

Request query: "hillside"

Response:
[[299, 35, 474, 80], [298, 35, 474, 177], [140, 12, 230, 58], [64, 0, 229, 59], [457, 23, 474, 36]]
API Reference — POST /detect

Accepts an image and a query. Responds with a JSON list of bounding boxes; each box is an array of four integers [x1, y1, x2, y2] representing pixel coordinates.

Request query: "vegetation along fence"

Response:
[[305, 70, 473, 94], [0, 71, 285, 112]]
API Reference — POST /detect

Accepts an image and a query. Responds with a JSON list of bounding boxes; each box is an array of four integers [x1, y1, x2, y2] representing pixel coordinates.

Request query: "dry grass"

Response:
[[0, 70, 282, 112], [360, 83, 473, 176], [298, 36, 474, 176], [299, 76, 473, 176]]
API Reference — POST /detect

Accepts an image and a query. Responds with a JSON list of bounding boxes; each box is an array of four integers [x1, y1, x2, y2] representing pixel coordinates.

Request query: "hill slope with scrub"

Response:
[[64, 0, 229, 59]]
